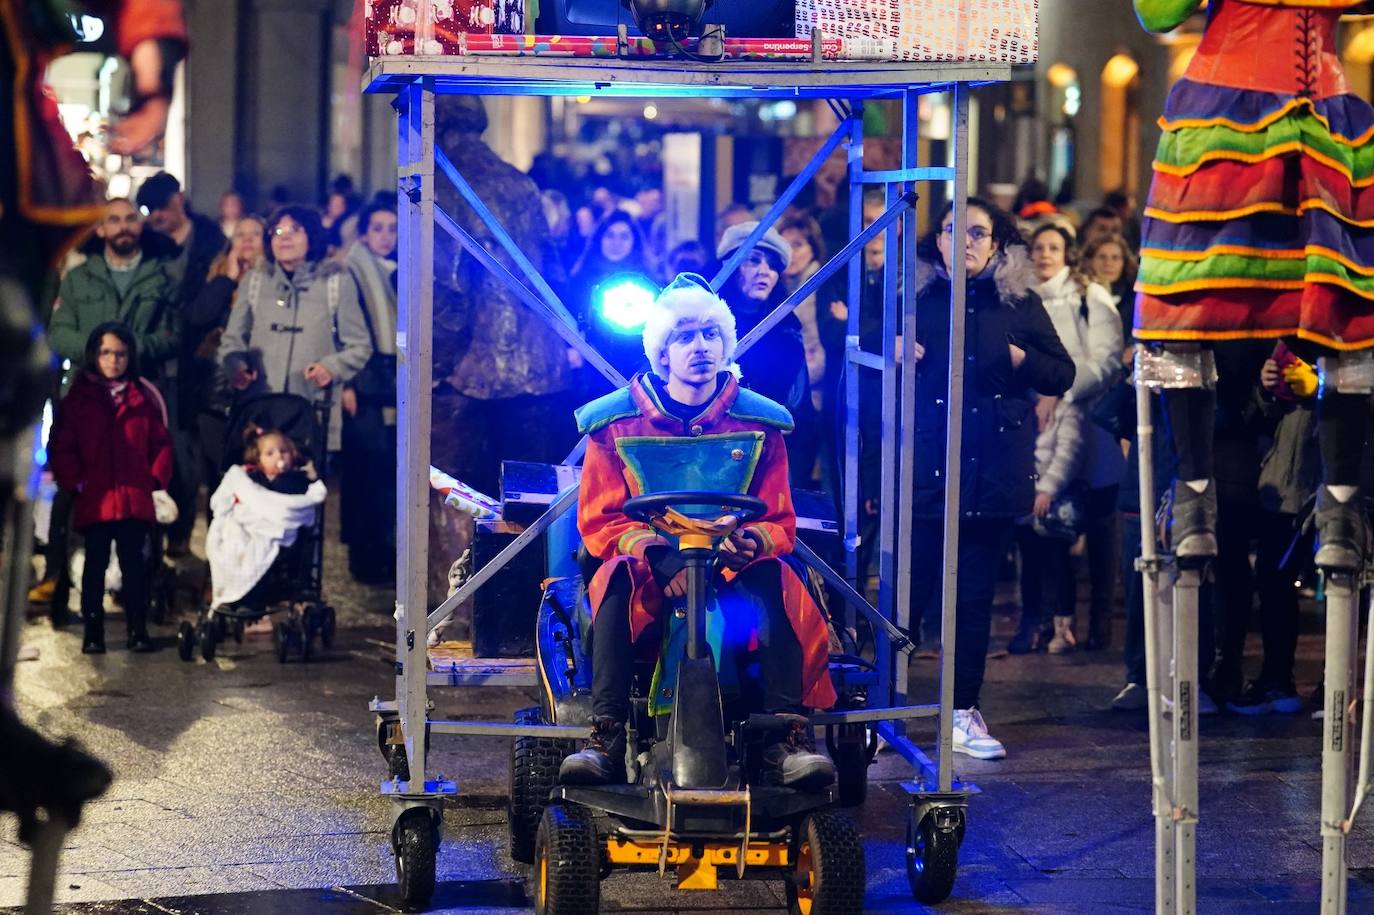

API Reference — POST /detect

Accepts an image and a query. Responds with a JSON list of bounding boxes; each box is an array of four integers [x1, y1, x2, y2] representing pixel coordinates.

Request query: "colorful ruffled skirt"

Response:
[[1136, 78, 1374, 350]]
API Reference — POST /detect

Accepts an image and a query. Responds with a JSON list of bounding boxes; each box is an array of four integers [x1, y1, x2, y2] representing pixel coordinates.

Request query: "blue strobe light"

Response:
[[595, 274, 659, 334]]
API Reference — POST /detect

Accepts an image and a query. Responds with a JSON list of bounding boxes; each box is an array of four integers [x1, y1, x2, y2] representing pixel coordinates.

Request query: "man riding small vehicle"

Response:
[[559, 272, 838, 789]]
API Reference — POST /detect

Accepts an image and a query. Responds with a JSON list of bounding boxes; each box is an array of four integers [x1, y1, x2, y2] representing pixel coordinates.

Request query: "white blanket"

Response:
[[207, 465, 327, 608]]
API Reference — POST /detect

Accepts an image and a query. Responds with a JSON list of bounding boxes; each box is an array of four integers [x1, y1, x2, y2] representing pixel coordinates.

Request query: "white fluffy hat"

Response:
[[641, 273, 738, 381]]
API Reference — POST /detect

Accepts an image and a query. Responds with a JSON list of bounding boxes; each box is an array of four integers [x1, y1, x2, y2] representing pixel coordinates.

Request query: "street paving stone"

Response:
[[6, 501, 1374, 911]]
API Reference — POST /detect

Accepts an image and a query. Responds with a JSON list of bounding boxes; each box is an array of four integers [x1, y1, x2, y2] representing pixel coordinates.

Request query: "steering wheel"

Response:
[[622, 491, 767, 550]]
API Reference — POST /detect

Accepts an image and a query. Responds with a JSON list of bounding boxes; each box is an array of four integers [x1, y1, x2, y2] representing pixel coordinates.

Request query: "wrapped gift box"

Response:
[[795, 0, 1038, 63], [366, 0, 525, 57]]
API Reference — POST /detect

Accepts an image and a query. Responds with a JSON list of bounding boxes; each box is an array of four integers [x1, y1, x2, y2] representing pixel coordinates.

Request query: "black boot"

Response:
[[1084, 613, 1111, 651], [126, 607, 157, 652], [1007, 616, 1044, 654], [761, 715, 836, 790], [1314, 486, 1368, 573], [1167, 479, 1218, 562], [559, 717, 626, 785], [81, 610, 105, 654]]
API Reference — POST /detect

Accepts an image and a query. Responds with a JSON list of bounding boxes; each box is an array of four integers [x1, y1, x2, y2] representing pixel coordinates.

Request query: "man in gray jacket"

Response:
[[218, 205, 371, 454]]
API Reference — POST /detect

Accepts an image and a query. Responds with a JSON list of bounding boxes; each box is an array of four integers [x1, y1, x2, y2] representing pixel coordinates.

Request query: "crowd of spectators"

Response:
[[26, 100, 1325, 767]]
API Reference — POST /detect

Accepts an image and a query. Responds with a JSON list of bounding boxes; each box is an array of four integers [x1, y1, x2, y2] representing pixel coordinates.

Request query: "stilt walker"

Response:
[[1133, 2, 1374, 912]]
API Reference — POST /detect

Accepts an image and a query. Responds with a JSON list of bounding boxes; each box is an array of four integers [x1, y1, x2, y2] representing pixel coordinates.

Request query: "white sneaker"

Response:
[[952, 708, 1006, 760], [1111, 682, 1147, 711], [1047, 616, 1077, 654]]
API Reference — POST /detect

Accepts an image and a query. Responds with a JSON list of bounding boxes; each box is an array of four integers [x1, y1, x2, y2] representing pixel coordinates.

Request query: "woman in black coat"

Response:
[[908, 197, 1075, 760]]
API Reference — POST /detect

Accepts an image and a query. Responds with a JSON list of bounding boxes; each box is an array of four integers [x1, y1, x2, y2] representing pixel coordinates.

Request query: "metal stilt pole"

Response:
[[1134, 369, 1176, 914], [1320, 573, 1359, 915], [1170, 569, 1200, 915]]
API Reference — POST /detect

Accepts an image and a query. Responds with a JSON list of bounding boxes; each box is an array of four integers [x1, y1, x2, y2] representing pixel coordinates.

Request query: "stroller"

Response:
[[176, 392, 336, 663]]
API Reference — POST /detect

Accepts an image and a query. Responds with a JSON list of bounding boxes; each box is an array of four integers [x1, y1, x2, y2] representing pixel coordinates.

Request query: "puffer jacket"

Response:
[[1036, 266, 1125, 489], [218, 258, 373, 447], [48, 372, 173, 530], [1034, 397, 1086, 499], [912, 248, 1076, 519]]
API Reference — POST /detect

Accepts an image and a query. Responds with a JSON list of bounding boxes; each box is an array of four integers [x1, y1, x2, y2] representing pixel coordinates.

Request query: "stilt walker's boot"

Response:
[[1314, 486, 1367, 573], [1167, 479, 1218, 562]]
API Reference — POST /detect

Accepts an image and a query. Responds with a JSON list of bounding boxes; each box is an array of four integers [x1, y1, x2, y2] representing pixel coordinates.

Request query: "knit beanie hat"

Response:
[[641, 273, 738, 381]]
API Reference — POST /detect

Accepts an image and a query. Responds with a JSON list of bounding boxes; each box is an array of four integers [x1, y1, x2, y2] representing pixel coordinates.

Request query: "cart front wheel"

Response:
[[534, 804, 599, 915], [393, 808, 437, 912], [907, 808, 960, 904], [786, 810, 865, 915]]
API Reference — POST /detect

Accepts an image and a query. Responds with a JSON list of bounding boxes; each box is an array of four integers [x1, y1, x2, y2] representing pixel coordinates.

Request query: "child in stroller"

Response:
[[178, 393, 336, 662]]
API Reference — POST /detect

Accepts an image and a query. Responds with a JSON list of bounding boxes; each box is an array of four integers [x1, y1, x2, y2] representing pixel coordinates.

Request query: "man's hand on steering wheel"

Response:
[[718, 529, 759, 571], [663, 570, 689, 598]]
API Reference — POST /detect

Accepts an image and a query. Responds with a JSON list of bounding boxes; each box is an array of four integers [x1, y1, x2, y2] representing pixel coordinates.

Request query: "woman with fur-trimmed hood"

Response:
[[907, 197, 1075, 761]]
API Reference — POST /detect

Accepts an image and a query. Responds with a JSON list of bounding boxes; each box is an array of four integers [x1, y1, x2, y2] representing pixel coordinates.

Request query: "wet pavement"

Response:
[[4, 498, 1374, 913]]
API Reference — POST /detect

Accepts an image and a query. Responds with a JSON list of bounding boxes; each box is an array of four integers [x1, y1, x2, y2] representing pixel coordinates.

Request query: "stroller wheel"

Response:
[[233, 618, 245, 644], [276, 622, 292, 664], [197, 617, 217, 662], [177, 622, 194, 662]]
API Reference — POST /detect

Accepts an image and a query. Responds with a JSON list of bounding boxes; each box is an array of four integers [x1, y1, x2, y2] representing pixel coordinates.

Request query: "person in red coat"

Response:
[[49, 321, 173, 654], [559, 273, 837, 789]]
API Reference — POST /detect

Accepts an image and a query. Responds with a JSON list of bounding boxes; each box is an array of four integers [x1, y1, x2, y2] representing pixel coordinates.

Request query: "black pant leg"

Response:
[[951, 522, 1009, 710], [730, 561, 804, 714], [112, 521, 151, 638], [589, 566, 635, 723], [1213, 495, 1256, 678], [47, 488, 74, 592], [1086, 486, 1120, 629], [1046, 535, 1075, 621], [1121, 515, 1147, 686], [80, 523, 114, 631], [1016, 526, 1044, 629], [1162, 387, 1216, 480], [1255, 511, 1300, 687]]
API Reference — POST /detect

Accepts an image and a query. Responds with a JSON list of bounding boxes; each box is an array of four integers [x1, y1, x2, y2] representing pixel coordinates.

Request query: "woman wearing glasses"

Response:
[[218, 206, 373, 454], [907, 198, 1076, 760]]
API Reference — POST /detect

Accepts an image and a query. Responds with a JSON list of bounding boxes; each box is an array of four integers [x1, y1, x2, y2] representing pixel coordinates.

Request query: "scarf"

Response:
[[345, 242, 397, 356]]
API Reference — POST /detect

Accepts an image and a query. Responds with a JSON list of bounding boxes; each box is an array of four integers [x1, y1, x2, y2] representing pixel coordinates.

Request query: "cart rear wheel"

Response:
[[393, 808, 437, 912], [233, 618, 245, 643], [509, 706, 575, 864], [177, 621, 194, 661], [786, 810, 865, 915], [534, 805, 599, 915], [907, 808, 960, 904]]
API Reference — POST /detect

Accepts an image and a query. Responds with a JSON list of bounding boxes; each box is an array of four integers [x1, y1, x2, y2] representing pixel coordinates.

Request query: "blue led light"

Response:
[[595, 275, 659, 335]]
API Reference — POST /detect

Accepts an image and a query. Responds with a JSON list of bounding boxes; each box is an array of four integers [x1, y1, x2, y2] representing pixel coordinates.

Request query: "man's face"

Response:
[[363, 211, 398, 258], [1083, 214, 1123, 243], [98, 201, 143, 258], [660, 319, 725, 388], [143, 192, 186, 236]]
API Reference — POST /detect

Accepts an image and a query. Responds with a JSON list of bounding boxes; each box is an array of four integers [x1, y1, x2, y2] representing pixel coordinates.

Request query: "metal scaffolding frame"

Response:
[[364, 53, 1008, 902]]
